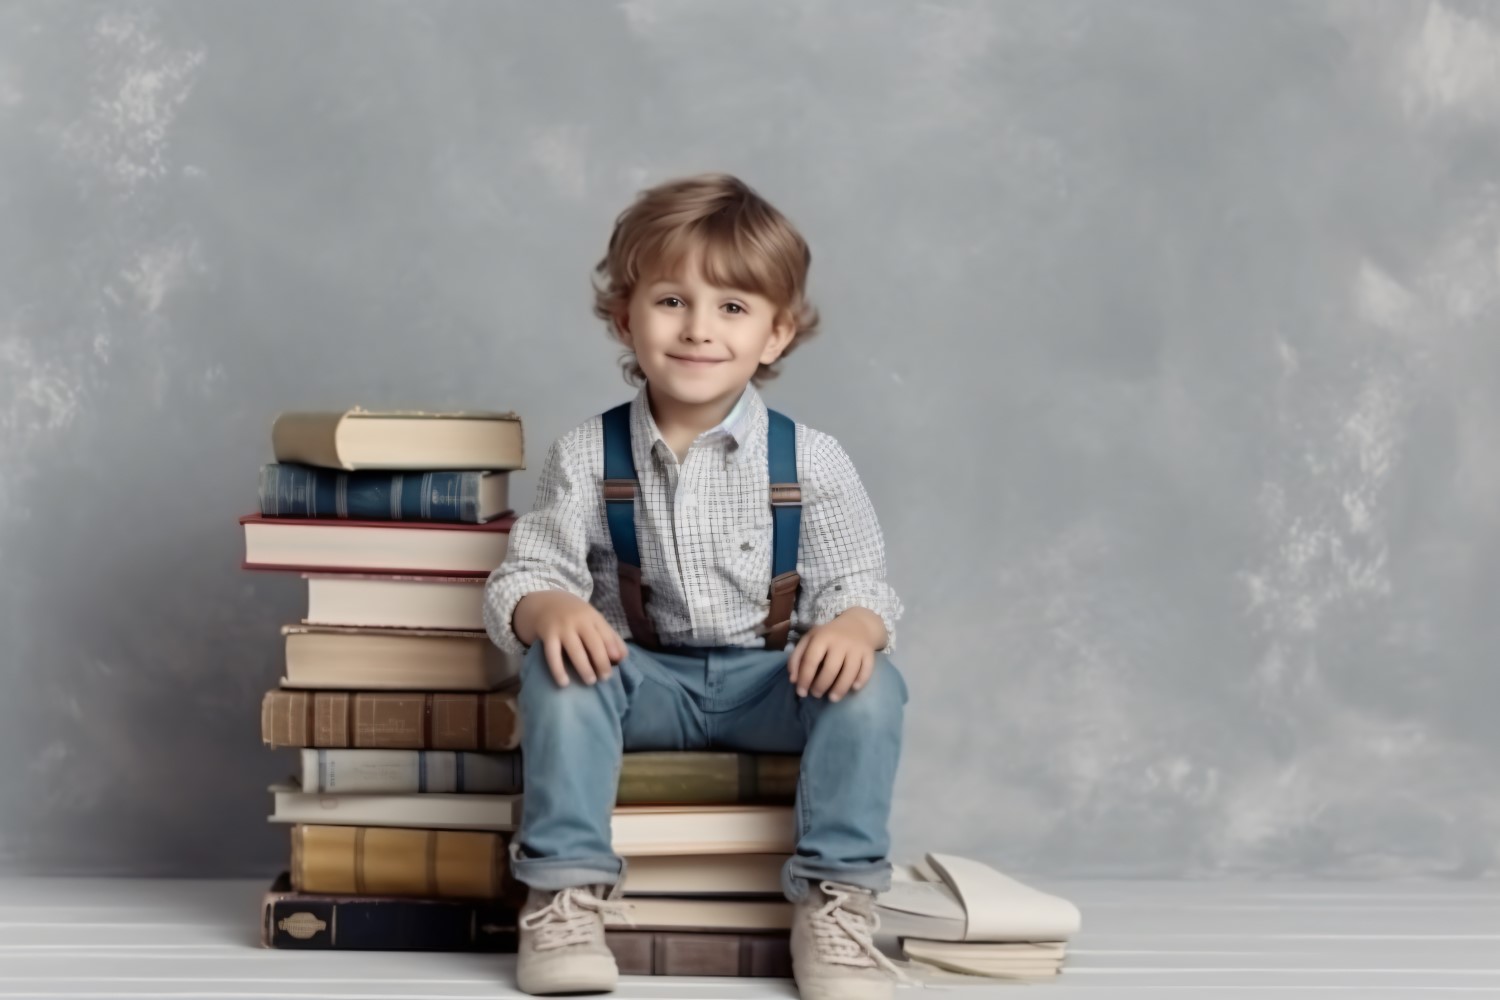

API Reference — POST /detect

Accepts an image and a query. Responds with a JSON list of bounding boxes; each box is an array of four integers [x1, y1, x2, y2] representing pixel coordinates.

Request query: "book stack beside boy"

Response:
[[242, 406, 528, 949]]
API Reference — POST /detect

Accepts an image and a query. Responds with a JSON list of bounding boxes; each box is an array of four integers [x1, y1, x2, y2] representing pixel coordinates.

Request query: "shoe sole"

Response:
[[517, 956, 619, 996]]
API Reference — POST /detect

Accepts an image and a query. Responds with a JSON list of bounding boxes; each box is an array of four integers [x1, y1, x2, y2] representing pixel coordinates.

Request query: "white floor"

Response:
[[0, 876, 1494, 998]]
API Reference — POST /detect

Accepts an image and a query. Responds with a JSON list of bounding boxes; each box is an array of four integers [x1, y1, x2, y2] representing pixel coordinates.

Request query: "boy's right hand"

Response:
[[512, 591, 627, 688]]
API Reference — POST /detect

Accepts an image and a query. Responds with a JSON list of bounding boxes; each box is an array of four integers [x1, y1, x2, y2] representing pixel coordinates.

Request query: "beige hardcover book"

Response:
[[610, 805, 795, 856], [901, 938, 1065, 978], [281, 625, 517, 691], [605, 897, 794, 933], [269, 781, 519, 831], [303, 574, 486, 631], [272, 407, 524, 471], [272, 787, 780, 852], [621, 853, 787, 896], [241, 513, 513, 576]]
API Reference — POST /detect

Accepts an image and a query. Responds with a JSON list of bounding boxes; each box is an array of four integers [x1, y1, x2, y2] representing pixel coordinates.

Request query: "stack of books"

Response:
[[602, 751, 800, 976], [879, 853, 1082, 980], [244, 406, 527, 947]]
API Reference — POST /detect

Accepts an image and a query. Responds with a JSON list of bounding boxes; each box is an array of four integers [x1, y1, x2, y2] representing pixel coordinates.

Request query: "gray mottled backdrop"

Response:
[[1, 0, 1496, 879]]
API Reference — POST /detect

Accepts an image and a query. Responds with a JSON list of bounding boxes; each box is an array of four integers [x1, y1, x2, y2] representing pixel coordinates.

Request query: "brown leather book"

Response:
[[290, 824, 516, 900], [261, 689, 520, 750], [606, 930, 792, 977]]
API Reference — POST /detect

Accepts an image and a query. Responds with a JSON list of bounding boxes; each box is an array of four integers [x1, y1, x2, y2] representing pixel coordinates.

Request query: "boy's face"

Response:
[[615, 246, 796, 410]]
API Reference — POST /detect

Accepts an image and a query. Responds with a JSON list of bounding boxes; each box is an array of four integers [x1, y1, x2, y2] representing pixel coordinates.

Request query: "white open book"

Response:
[[878, 852, 1082, 943]]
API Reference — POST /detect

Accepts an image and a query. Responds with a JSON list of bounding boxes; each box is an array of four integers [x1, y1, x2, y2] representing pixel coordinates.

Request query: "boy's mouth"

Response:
[[667, 354, 726, 367]]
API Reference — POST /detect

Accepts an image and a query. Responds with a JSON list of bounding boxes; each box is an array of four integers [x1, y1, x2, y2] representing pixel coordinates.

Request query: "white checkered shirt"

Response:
[[484, 383, 902, 656]]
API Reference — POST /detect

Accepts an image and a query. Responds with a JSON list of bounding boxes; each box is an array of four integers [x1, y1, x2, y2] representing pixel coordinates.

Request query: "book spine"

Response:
[[262, 892, 518, 951], [261, 899, 789, 970], [605, 930, 793, 977], [615, 753, 799, 805], [257, 465, 484, 522], [291, 824, 509, 899], [261, 690, 520, 750], [300, 749, 523, 794], [271, 412, 349, 470]]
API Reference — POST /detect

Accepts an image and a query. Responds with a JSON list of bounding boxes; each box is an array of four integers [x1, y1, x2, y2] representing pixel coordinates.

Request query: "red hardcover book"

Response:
[[240, 512, 515, 577]]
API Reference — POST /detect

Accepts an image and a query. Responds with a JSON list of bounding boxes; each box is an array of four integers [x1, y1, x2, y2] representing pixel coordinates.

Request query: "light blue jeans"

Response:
[[508, 641, 908, 902]]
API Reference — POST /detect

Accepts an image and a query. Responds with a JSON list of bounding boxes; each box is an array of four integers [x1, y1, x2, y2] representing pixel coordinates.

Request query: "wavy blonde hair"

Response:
[[591, 172, 821, 386]]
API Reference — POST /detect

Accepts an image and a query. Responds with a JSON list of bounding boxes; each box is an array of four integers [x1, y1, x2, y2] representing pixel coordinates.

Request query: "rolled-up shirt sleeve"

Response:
[[795, 432, 904, 653], [483, 433, 595, 657]]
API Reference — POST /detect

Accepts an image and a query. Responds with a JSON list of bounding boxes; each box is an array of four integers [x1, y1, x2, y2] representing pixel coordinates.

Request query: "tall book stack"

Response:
[[243, 407, 527, 948]]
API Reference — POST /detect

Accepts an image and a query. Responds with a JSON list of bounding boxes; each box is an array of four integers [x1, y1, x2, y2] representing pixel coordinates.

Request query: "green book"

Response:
[[617, 752, 799, 805]]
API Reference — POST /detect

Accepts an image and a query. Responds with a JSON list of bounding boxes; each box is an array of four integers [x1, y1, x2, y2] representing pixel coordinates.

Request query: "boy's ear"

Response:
[[759, 310, 797, 365], [611, 307, 633, 347]]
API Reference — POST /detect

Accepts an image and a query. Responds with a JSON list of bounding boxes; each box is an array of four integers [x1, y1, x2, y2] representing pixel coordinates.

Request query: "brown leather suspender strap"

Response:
[[763, 567, 801, 652]]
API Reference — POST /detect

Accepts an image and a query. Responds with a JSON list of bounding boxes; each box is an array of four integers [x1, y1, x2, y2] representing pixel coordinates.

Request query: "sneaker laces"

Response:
[[809, 880, 917, 984], [521, 885, 634, 952]]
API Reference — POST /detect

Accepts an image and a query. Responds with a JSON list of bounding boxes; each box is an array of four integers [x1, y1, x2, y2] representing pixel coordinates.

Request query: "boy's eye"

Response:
[[658, 296, 746, 315]]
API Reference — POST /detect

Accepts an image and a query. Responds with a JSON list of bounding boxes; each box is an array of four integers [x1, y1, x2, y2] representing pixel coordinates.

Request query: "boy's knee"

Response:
[[518, 643, 617, 717], [825, 653, 907, 721]]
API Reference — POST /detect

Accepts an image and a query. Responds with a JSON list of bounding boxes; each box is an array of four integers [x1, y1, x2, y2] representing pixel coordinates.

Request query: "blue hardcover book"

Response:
[[257, 464, 509, 523]]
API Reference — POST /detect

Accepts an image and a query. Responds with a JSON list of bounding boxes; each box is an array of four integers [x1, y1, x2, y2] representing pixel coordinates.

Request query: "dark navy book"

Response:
[[260, 873, 519, 952], [257, 464, 510, 523]]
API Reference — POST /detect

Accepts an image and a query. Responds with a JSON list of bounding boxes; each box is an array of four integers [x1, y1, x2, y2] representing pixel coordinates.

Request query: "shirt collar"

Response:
[[630, 383, 766, 463]]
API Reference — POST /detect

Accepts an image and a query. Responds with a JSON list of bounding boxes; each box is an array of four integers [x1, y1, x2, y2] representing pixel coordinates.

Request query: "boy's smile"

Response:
[[665, 353, 727, 367]]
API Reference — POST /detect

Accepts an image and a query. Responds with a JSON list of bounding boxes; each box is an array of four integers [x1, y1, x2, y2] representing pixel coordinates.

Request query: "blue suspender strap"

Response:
[[601, 403, 640, 566], [764, 409, 802, 650], [601, 403, 659, 649]]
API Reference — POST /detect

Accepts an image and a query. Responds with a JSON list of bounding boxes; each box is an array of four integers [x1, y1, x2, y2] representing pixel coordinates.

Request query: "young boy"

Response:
[[484, 173, 909, 999]]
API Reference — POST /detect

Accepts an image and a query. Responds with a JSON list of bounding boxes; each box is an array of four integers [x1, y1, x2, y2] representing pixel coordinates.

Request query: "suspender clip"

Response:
[[769, 483, 802, 507], [603, 479, 637, 502]]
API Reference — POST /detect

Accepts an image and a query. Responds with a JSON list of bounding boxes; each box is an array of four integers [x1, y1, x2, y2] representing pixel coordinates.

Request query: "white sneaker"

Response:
[[515, 884, 631, 996], [790, 880, 913, 1000]]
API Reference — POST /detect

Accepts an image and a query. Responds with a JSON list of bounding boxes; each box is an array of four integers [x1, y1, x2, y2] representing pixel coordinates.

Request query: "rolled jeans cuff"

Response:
[[783, 857, 893, 902], [508, 840, 627, 899]]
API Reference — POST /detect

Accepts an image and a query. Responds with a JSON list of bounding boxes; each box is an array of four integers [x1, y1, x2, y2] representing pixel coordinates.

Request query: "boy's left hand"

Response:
[[787, 608, 885, 703]]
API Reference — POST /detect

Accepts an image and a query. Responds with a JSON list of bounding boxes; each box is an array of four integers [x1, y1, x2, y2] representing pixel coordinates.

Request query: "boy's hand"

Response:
[[513, 591, 627, 688], [787, 608, 886, 703]]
